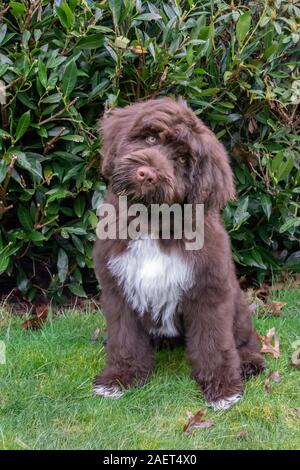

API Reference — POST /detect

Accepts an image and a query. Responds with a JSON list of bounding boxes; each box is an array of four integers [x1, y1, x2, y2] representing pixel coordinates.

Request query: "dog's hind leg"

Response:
[[184, 294, 244, 410], [233, 286, 265, 380]]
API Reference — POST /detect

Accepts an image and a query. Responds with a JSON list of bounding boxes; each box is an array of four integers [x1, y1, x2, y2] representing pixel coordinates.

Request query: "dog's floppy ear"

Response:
[[189, 128, 235, 210], [98, 106, 131, 179]]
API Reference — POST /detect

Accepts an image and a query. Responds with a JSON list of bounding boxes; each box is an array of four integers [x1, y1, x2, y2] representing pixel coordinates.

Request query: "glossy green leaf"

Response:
[[15, 111, 31, 142], [76, 34, 104, 49], [236, 11, 251, 47], [62, 60, 77, 97], [68, 282, 87, 297], [57, 248, 68, 283], [56, 2, 74, 30]]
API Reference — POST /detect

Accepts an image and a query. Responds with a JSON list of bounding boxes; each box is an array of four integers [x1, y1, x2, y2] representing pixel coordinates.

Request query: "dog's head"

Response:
[[99, 97, 235, 209]]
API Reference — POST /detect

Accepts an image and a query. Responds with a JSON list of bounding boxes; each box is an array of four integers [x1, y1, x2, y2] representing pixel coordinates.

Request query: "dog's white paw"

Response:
[[207, 394, 241, 411], [94, 384, 124, 398]]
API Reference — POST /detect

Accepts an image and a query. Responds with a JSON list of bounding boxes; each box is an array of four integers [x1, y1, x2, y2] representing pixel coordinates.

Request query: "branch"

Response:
[[0, 201, 13, 217], [38, 97, 79, 126], [0, 155, 18, 200], [43, 127, 66, 154], [23, 0, 42, 32], [35, 215, 59, 230], [0, 5, 9, 23], [3, 76, 23, 91]]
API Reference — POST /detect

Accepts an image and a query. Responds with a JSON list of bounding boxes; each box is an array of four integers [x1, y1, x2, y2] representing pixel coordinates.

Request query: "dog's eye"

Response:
[[146, 136, 157, 144], [177, 156, 188, 165]]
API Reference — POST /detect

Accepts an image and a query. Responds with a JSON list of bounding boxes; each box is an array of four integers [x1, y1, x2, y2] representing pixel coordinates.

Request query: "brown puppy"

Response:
[[93, 97, 264, 409]]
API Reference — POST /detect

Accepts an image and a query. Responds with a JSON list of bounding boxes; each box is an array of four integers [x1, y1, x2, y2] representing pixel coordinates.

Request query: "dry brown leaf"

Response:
[[246, 288, 265, 310], [291, 343, 300, 367], [293, 408, 300, 418], [259, 327, 280, 358], [21, 303, 48, 330], [90, 327, 101, 343], [236, 430, 249, 439], [268, 370, 281, 383], [183, 409, 214, 434], [255, 285, 270, 301], [264, 371, 281, 392], [248, 118, 258, 134], [264, 379, 272, 393], [130, 45, 147, 54], [264, 301, 287, 317]]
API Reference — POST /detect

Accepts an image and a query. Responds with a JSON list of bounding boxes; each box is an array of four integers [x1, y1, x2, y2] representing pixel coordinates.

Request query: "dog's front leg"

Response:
[[94, 293, 154, 398], [183, 296, 243, 410]]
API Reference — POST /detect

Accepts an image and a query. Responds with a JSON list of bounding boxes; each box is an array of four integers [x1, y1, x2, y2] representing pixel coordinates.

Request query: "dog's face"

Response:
[[99, 97, 235, 209]]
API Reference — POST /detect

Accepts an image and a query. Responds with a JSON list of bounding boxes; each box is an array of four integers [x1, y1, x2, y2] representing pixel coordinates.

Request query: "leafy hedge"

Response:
[[0, 0, 299, 301]]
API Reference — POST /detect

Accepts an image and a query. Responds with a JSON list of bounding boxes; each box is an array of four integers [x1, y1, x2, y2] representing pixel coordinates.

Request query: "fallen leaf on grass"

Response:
[[264, 301, 287, 316], [183, 409, 214, 434], [293, 408, 300, 418], [268, 370, 281, 382], [236, 430, 249, 439], [264, 371, 281, 392], [90, 327, 101, 343], [259, 327, 280, 358], [246, 286, 287, 317], [246, 289, 265, 312], [21, 304, 48, 330], [291, 341, 300, 367], [264, 380, 272, 393], [246, 288, 265, 303]]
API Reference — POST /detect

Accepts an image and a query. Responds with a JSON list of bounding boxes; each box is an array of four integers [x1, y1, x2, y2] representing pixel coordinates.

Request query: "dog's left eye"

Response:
[[177, 156, 188, 165], [146, 136, 157, 144]]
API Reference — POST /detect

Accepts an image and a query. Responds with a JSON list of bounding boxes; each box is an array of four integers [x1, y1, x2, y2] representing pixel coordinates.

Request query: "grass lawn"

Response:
[[0, 288, 299, 450]]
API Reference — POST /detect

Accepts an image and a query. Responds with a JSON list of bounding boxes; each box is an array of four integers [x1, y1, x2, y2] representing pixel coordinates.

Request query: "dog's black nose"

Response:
[[136, 166, 157, 185]]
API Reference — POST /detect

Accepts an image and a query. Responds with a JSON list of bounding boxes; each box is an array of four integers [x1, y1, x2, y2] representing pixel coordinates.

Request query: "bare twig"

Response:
[[34, 203, 41, 229], [38, 97, 79, 126], [0, 5, 10, 23], [35, 215, 59, 230], [3, 76, 23, 91], [23, 0, 42, 32], [0, 156, 17, 200], [0, 104, 8, 129], [1, 77, 24, 115], [86, 155, 99, 172], [0, 201, 13, 217], [50, 117, 97, 140], [17, 242, 31, 259], [43, 127, 66, 154]]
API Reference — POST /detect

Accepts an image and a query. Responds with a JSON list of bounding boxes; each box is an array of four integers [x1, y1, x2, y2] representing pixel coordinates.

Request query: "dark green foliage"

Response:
[[0, 0, 299, 300]]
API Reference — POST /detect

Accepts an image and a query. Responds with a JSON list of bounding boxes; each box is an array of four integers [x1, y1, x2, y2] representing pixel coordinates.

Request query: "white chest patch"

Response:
[[107, 239, 194, 337]]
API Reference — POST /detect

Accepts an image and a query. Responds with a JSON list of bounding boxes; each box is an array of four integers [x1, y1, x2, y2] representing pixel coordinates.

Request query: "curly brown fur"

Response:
[[93, 97, 264, 407]]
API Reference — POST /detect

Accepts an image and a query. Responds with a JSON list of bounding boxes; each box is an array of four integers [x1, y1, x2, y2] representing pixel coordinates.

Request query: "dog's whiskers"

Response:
[[116, 189, 127, 197]]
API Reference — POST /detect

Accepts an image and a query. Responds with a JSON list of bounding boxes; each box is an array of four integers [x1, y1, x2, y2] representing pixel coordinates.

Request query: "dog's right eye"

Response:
[[145, 136, 157, 145]]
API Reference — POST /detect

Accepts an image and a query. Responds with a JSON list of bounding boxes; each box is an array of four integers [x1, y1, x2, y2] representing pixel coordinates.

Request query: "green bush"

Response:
[[0, 0, 299, 301]]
